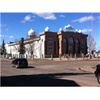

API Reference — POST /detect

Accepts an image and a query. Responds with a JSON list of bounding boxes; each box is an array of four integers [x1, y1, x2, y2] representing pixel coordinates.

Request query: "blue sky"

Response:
[[0, 12, 100, 51]]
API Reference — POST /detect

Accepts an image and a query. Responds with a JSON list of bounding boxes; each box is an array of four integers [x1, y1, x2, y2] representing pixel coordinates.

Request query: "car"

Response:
[[11, 58, 28, 68], [94, 64, 100, 84]]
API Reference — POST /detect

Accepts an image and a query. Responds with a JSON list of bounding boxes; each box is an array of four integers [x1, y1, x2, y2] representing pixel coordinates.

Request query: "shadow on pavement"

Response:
[[1, 72, 92, 87], [18, 66, 35, 69]]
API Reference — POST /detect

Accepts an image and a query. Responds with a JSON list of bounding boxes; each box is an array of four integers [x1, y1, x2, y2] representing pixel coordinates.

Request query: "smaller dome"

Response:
[[75, 29, 78, 32], [28, 28, 35, 36], [59, 28, 62, 32], [78, 29, 82, 33], [64, 24, 74, 30], [45, 26, 50, 32]]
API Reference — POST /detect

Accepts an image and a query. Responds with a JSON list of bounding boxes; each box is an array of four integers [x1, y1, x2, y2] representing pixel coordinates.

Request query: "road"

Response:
[[1, 58, 100, 86]]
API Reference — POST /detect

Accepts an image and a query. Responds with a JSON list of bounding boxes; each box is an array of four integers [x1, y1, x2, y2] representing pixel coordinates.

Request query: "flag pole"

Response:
[[92, 12, 93, 51]]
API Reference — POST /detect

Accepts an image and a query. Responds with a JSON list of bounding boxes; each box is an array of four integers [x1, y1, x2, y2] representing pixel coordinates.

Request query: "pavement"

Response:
[[1, 57, 99, 74]]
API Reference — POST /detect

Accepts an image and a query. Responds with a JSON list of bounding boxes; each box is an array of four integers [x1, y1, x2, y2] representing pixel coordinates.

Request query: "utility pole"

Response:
[[91, 12, 93, 53]]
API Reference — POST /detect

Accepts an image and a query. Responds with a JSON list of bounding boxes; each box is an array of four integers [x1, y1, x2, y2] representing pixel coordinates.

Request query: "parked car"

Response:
[[11, 58, 28, 68], [94, 64, 100, 84]]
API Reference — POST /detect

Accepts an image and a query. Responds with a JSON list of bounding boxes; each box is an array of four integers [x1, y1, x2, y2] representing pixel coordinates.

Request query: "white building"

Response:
[[5, 28, 45, 59], [5, 26, 88, 58]]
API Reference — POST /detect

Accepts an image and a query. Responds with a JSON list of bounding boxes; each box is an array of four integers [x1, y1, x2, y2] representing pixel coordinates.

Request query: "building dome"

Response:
[[75, 29, 78, 32], [78, 29, 82, 33], [64, 24, 74, 30], [28, 28, 35, 36], [59, 28, 62, 32], [27, 28, 36, 39], [45, 26, 50, 32]]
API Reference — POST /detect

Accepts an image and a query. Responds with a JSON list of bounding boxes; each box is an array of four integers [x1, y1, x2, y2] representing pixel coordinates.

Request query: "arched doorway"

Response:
[[68, 46, 73, 55], [75, 47, 79, 55], [75, 39, 79, 55]]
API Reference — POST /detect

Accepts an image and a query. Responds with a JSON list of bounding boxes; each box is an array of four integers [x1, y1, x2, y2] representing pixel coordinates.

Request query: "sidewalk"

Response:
[[46, 57, 100, 61], [79, 65, 95, 73]]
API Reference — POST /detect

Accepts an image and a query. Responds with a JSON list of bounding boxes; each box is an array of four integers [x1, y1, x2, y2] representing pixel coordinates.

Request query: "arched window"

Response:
[[68, 46, 73, 50], [76, 39, 79, 43], [75, 47, 78, 50], [63, 39, 66, 43], [81, 39, 85, 43], [69, 37, 73, 43]]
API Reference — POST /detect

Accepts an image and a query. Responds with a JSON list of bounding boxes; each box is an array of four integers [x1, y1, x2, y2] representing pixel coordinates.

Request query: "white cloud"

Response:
[[72, 15, 95, 23], [34, 13, 56, 20], [81, 29, 92, 33], [59, 14, 65, 17], [24, 15, 31, 21], [0, 34, 7, 37], [9, 35, 14, 38], [0, 34, 13, 38], [0, 24, 6, 27], [21, 15, 34, 23]]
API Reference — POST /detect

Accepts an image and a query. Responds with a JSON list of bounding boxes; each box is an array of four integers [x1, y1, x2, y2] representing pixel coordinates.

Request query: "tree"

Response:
[[0, 45, 2, 55], [19, 37, 25, 57], [87, 32, 97, 53], [1, 39, 6, 57], [25, 42, 35, 58]]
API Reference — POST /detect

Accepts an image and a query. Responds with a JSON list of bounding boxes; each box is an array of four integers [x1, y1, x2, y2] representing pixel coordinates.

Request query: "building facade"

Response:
[[5, 26, 88, 59]]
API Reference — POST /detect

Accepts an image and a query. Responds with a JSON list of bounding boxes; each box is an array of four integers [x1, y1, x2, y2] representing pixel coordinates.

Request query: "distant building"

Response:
[[5, 26, 88, 58]]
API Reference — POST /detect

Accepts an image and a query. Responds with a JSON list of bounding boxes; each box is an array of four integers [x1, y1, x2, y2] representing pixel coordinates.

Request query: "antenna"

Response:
[[91, 13, 93, 51]]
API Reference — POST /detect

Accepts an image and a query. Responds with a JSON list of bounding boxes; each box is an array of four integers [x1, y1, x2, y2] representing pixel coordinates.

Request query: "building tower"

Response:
[[27, 28, 36, 39]]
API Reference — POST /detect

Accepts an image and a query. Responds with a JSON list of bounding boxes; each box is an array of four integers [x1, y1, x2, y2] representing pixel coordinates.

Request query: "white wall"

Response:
[[40, 35, 45, 58], [5, 36, 45, 59]]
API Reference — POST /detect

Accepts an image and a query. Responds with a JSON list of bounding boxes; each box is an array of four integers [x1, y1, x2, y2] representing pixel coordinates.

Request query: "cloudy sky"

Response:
[[0, 12, 100, 51]]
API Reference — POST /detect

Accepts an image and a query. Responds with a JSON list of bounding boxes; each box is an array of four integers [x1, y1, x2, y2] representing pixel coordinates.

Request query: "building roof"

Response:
[[8, 37, 40, 46]]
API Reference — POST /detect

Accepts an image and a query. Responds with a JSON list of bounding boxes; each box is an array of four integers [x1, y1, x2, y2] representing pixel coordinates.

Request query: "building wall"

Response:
[[41, 31, 88, 57], [40, 35, 45, 58], [5, 38, 42, 59], [5, 31, 88, 58]]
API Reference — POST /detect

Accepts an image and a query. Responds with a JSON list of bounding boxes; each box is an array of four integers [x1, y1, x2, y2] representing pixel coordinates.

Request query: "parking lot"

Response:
[[1, 58, 100, 86]]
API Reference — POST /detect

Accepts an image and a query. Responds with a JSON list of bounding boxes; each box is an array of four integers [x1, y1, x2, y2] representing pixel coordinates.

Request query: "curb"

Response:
[[79, 67, 94, 73]]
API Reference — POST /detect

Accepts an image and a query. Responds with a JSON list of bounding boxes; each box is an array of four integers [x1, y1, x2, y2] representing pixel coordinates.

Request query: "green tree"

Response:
[[1, 39, 6, 57], [19, 37, 25, 57]]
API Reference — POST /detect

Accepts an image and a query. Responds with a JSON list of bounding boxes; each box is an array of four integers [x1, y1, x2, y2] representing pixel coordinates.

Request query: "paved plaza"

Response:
[[1, 58, 100, 86]]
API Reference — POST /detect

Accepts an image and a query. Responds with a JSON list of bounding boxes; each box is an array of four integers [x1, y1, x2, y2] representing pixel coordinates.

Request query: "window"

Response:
[[81, 39, 85, 43], [81, 47, 85, 51], [48, 38, 53, 42], [76, 39, 79, 43], [69, 37, 73, 43], [63, 39, 66, 43], [41, 39, 43, 42], [63, 46, 66, 50], [68, 46, 73, 50], [75, 47, 78, 50], [48, 46, 53, 50]]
